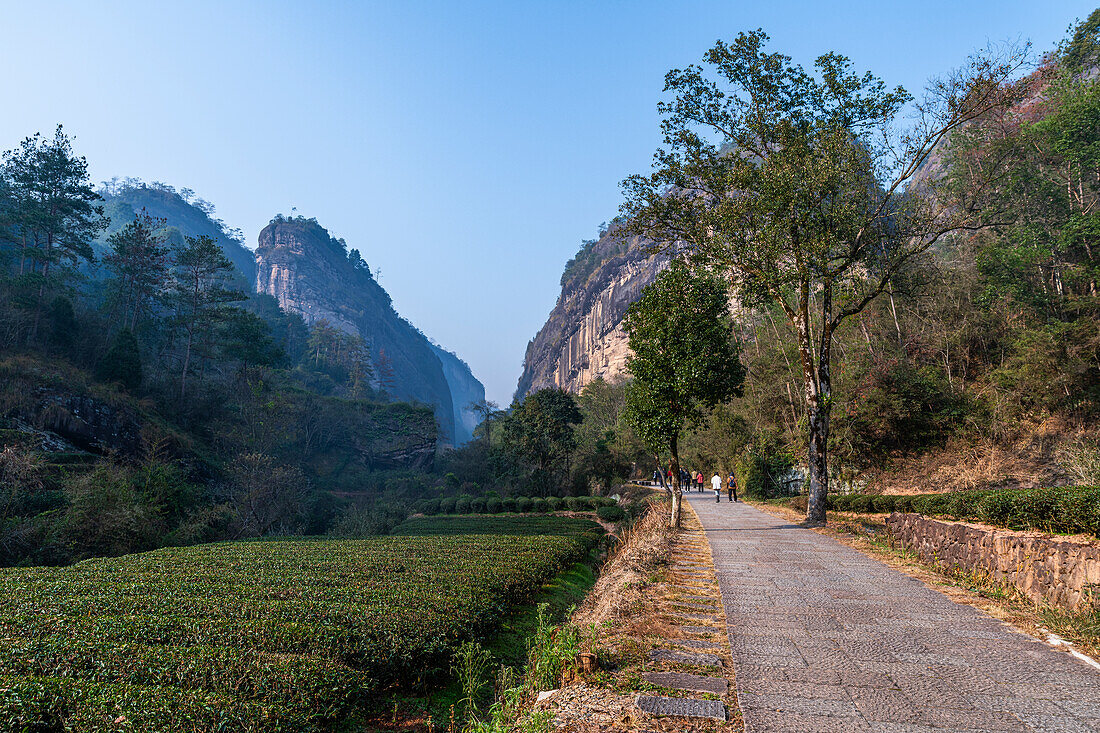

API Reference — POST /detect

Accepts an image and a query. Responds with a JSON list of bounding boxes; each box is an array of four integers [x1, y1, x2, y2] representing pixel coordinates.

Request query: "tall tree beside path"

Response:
[[1, 125, 105, 342], [621, 30, 1029, 524], [622, 260, 744, 528]]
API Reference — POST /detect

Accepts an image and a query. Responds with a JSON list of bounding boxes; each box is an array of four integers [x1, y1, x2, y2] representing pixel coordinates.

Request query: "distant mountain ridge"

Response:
[[255, 216, 483, 446], [97, 180, 255, 285], [98, 183, 484, 446]]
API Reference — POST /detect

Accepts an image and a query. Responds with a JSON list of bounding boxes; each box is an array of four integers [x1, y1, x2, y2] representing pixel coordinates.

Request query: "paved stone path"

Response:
[[684, 494, 1100, 732]]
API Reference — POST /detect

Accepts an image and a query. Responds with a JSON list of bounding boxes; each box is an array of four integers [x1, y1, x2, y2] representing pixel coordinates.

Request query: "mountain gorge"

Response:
[[97, 183, 484, 447], [515, 224, 670, 399], [255, 216, 482, 446]]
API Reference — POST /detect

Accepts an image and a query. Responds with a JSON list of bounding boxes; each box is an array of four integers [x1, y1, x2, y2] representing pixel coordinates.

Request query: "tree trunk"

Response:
[[654, 454, 668, 491], [805, 285, 834, 526], [668, 436, 682, 528], [805, 401, 830, 524], [180, 328, 194, 400]]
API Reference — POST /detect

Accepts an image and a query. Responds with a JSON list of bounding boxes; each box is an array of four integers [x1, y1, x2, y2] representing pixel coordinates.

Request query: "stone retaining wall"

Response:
[[885, 513, 1100, 609]]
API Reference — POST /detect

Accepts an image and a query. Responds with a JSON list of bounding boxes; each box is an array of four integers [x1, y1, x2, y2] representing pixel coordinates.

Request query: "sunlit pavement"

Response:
[[685, 493, 1100, 732]]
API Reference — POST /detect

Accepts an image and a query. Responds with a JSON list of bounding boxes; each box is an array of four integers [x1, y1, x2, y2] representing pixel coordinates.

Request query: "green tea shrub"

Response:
[[469, 497, 486, 514], [546, 497, 563, 511], [596, 505, 625, 522], [440, 497, 457, 514], [421, 499, 441, 516], [485, 498, 502, 514], [814, 486, 1100, 537], [501, 498, 517, 513], [530, 498, 549, 514], [515, 497, 532, 513], [454, 498, 471, 515], [870, 495, 898, 513]]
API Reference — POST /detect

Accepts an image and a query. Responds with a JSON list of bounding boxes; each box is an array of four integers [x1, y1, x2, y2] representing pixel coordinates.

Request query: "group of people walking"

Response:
[[652, 468, 739, 502]]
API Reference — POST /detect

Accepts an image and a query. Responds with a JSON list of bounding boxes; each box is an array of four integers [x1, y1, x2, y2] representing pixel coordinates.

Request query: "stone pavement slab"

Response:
[[642, 670, 729, 694], [683, 494, 1100, 733], [636, 695, 728, 720], [668, 637, 722, 650], [649, 648, 723, 668]]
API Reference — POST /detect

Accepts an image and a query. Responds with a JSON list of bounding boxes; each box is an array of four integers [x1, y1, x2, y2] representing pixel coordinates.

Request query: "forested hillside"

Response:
[[0, 132, 441, 566], [513, 17, 1100, 499]]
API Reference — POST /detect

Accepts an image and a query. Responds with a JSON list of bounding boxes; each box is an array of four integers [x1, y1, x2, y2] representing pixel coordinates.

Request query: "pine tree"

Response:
[[0, 126, 105, 341], [103, 209, 170, 334]]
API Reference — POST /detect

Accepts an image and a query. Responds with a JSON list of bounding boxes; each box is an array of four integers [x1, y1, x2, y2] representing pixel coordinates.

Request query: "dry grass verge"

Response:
[[535, 498, 741, 732]]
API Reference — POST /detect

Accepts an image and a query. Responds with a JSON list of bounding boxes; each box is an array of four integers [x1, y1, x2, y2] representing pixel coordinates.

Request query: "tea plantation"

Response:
[[0, 517, 603, 731]]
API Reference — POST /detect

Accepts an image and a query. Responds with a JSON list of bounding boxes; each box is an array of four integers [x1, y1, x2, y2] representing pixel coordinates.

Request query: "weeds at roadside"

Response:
[[448, 603, 584, 733]]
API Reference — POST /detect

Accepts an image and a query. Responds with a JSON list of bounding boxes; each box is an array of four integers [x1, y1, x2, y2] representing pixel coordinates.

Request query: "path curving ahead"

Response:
[[683, 493, 1100, 732]]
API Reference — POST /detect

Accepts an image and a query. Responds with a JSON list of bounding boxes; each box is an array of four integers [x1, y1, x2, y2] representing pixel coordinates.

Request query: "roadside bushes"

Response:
[[823, 486, 1100, 537]]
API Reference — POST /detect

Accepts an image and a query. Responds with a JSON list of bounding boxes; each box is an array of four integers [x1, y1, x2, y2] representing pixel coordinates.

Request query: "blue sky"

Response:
[[0, 1, 1093, 403]]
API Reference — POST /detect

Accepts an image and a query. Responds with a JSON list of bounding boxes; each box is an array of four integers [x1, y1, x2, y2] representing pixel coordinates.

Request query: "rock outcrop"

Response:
[[431, 345, 485, 446], [516, 225, 672, 399], [256, 216, 474, 445]]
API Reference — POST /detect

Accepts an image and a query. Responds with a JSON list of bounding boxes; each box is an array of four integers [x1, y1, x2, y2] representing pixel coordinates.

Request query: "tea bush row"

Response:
[[809, 485, 1100, 536], [0, 521, 603, 730], [418, 495, 616, 516]]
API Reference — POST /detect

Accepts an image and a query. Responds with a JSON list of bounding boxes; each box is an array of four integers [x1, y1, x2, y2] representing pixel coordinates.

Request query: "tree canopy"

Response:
[[623, 260, 744, 526]]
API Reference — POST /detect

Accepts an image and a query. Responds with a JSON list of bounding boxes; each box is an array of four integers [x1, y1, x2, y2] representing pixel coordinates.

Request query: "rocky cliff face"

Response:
[[431, 345, 485, 446], [255, 217, 465, 444], [516, 226, 672, 399]]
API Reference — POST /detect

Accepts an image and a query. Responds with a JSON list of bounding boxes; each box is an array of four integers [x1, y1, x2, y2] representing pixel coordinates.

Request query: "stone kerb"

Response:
[[885, 512, 1100, 609]]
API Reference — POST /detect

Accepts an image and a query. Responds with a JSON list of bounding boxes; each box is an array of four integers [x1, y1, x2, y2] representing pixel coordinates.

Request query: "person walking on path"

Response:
[[697, 471, 705, 493], [711, 472, 722, 502], [727, 472, 738, 502]]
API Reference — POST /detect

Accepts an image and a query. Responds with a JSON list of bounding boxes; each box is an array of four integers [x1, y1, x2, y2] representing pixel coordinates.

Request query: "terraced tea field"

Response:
[[0, 517, 603, 732]]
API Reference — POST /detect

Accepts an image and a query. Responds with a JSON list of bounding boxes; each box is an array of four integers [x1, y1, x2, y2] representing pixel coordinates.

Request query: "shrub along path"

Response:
[[684, 493, 1100, 732]]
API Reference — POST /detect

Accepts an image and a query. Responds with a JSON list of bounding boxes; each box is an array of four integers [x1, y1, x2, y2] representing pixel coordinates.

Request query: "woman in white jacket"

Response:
[[711, 473, 722, 503]]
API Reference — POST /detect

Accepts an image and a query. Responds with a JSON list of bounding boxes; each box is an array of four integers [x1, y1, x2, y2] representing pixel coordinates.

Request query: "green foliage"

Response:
[[595, 505, 625, 522], [1062, 8, 1100, 71], [97, 328, 142, 389], [735, 449, 793, 501], [485, 497, 502, 514], [455, 497, 472, 515], [622, 260, 744, 509], [501, 497, 517, 513], [61, 458, 200, 558], [391, 515, 603, 540], [833, 359, 963, 467], [452, 640, 494, 724], [0, 529, 601, 729], [826, 486, 1100, 537], [501, 389, 582, 495]]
